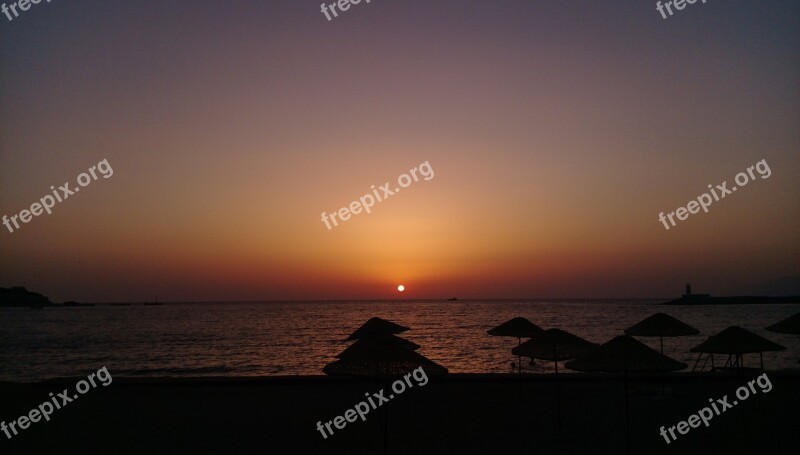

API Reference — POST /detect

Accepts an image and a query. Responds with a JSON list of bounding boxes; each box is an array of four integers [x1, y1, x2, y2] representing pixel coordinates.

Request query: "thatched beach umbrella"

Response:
[[566, 335, 687, 372], [335, 335, 421, 360], [488, 317, 544, 375], [325, 322, 447, 455], [324, 341, 447, 378], [512, 329, 597, 365], [566, 335, 687, 455], [625, 313, 699, 395], [766, 312, 800, 335], [690, 326, 786, 370], [512, 328, 597, 429], [347, 317, 410, 341], [625, 313, 699, 354]]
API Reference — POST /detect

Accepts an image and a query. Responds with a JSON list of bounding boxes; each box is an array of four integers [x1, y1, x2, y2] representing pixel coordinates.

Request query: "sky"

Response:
[[1, 0, 799, 302]]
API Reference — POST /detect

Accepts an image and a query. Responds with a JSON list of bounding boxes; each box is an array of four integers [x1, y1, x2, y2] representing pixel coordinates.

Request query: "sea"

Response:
[[1, 300, 799, 382]]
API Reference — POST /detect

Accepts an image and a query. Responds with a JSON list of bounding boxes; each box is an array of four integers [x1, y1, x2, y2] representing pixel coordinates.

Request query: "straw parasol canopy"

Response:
[[326, 321, 446, 455], [690, 326, 786, 355], [566, 335, 687, 373], [566, 335, 686, 455], [766, 312, 800, 335], [625, 313, 699, 354], [488, 317, 544, 375], [324, 337, 447, 379], [487, 317, 544, 338], [512, 329, 597, 362], [690, 326, 785, 370], [346, 317, 410, 341], [335, 335, 420, 360]]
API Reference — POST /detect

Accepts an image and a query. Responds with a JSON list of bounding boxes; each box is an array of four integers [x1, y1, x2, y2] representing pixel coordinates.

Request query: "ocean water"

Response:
[[1, 300, 799, 382]]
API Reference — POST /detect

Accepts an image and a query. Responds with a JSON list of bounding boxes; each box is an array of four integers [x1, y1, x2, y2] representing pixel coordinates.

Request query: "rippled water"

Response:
[[1, 300, 798, 382]]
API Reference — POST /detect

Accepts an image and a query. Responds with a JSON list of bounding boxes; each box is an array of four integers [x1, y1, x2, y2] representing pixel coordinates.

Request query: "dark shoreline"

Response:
[[662, 296, 800, 305], [2, 372, 797, 454]]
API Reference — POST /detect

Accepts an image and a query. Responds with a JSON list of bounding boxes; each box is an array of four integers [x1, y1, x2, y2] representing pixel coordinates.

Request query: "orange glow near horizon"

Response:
[[0, 1, 799, 303]]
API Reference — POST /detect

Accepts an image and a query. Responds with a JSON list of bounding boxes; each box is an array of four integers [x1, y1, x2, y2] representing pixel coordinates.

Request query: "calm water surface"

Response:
[[1, 300, 799, 382]]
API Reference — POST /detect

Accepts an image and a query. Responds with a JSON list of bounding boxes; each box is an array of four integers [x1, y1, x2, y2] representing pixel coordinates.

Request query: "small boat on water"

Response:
[[144, 296, 163, 305]]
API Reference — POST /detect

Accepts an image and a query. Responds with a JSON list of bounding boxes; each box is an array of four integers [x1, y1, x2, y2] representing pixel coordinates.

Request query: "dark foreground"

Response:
[[1, 372, 798, 455]]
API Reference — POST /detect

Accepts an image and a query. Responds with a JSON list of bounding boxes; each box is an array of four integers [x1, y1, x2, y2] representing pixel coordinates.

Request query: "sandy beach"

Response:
[[2, 372, 797, 454]]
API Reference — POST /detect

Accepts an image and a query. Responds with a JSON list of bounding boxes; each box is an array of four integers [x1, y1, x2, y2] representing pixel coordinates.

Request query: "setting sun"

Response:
[[397, 285, 405, 292]]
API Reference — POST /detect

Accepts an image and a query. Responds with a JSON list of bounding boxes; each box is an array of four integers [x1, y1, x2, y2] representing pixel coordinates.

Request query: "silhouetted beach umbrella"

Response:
[[511, 329, 597, 430], [566, 335, 687, 455], [324, 336, 447, 455], [766, 312, 800, 335], [346, 317, 410, 341], [690, 326, 785, 370], [335, 335, 420, 360], [324, 340, 448, 378], [625, 313, 699, 354], [488, 317, 544, 375], [487, 317, 544, 338], [566, 335, 687, 373], [512, 329, 597, 363]]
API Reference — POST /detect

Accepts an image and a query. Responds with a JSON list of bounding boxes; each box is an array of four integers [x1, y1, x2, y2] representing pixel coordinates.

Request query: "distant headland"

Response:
[[661, 284, 800, 305], [0, 286, 53, 307], [0, 287, 94, 308]]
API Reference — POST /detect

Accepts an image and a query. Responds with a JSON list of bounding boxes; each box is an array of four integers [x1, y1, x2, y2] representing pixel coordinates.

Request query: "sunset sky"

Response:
[[1, 0, 798, 302]]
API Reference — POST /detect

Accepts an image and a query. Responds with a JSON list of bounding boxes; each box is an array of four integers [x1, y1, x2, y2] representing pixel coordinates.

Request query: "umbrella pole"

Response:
[[659, 336, 666, 396], [384, 398, 389, 455], [517, 337, 522, 407], [624, 368, 631, 455], [380, 379, 388, 455], [692, 353, 702, 371], [554, 358, 562, 432]]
